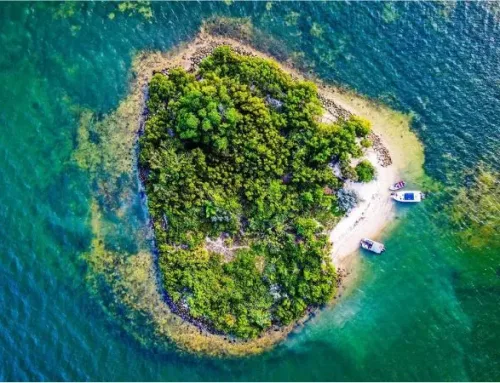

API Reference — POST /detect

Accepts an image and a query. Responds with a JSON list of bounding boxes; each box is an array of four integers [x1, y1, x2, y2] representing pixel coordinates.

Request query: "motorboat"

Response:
[[391, 190, 425, 203], [389, 180, 406, 191], [360, 238, 385, 254]]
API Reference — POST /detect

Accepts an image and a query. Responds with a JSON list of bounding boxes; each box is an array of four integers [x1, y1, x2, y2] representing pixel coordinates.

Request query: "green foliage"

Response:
[[355, 160, 376, 182], [346, 116, 372, 138], [159, 246, 272, 338], [360, 138, 372, 148], [140, 47, 369, 338]]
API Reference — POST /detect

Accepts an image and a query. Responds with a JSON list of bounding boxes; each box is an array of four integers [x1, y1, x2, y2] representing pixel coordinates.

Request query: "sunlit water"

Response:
[[0, 2, 498, 381]]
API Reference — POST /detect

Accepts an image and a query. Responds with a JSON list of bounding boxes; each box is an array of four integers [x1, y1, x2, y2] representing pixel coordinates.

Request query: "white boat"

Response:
[[389, 180, 406, 191], [391, 190, 425, 203], [360, 238, 385, 254]]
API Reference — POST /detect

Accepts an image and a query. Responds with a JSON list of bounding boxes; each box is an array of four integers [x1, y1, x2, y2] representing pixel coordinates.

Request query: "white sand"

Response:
[[321, 89, 424, 270], [329, 147, 398, 267]]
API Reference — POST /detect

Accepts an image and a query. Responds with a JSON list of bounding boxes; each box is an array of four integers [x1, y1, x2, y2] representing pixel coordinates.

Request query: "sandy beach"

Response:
[[320, 87, 424, 271], [328, 140, 398, 266]]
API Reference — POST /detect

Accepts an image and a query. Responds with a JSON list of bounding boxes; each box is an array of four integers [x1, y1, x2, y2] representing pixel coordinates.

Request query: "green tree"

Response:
[[355, 160, 376, 182], [139, 46, 373, 338]]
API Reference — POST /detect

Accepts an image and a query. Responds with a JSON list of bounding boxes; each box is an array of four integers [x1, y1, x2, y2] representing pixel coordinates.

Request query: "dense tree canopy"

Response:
[[355, 160, 376, 182], [139, 46, 372, 338]]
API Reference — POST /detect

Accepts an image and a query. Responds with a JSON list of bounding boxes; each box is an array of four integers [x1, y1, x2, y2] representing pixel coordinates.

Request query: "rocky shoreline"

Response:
[[319, 94, 353, 122], [369, 132, 393, 167]]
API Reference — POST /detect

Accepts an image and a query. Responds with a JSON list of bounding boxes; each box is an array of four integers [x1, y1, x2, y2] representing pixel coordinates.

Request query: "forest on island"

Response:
[[139, 46, 374, 338]]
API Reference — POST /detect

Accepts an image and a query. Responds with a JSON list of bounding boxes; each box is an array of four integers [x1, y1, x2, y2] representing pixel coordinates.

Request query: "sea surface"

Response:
[[0, 2, 499, 381]]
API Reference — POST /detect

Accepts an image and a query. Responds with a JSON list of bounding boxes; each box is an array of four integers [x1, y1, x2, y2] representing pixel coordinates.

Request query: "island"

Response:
[[76, 24, 424, 356], [139, 46, 374, 339]]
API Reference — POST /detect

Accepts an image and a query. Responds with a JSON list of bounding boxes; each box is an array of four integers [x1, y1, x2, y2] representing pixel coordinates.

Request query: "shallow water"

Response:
[[0, 2, 499, 381]]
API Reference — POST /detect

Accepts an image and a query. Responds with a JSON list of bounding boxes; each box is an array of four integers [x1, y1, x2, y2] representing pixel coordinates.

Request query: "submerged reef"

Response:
[[447, 167, 500, 250]]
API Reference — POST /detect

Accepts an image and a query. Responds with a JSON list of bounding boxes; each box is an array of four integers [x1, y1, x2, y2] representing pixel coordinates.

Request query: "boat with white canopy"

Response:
[[390, 190, 425, 203], [360, 238, 386, 254]]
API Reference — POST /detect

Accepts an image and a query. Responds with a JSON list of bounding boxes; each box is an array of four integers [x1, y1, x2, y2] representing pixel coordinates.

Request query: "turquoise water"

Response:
[[1, 2, 499, 380]]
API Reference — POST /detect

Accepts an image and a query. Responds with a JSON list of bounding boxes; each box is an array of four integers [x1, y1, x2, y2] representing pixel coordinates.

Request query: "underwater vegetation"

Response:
[[447, 167, 500, 250]]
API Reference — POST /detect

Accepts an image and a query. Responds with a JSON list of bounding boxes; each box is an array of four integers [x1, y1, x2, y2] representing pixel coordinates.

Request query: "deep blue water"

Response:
[[0, 2, 499, 381]]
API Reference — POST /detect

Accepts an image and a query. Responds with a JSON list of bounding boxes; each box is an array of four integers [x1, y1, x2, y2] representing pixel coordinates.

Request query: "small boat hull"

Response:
[[389, 181, 406, 191], [360, 238, 385, 254], [391, 190, 425, 203]]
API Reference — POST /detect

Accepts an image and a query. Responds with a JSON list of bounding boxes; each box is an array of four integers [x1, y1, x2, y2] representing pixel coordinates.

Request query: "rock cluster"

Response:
[[333, 267, 350, 300], [319, 95, 352, 121], [369, 132, 393, 167]]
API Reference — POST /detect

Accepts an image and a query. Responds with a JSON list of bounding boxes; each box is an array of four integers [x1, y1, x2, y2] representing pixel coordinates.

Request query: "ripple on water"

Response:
[[0, 1, 499, 380]]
